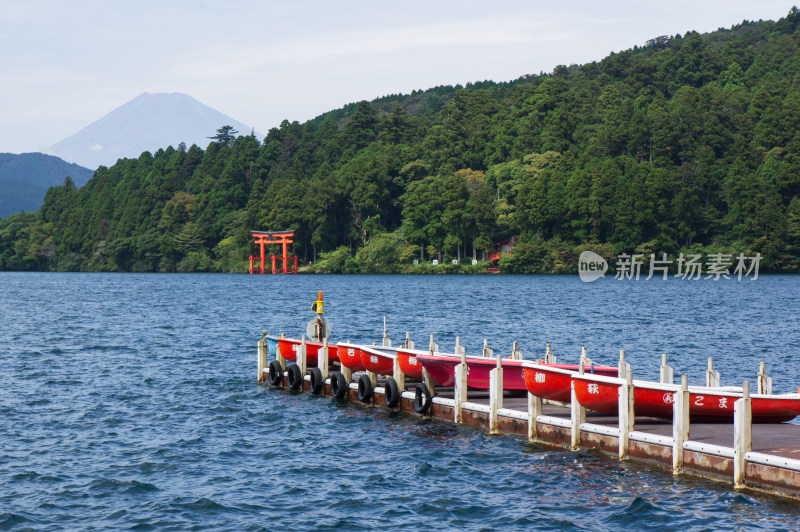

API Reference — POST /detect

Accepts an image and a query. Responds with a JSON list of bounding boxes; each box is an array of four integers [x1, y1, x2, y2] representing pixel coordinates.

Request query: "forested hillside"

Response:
[[0, 153, 93, 218], [2, 8, 799, 273]]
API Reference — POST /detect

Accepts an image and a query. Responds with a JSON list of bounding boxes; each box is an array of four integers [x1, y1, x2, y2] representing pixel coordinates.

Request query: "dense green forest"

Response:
[[2, 8, 800, 273]]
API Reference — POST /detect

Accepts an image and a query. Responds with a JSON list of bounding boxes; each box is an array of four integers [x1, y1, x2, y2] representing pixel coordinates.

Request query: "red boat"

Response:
[[522, 362, 620, 403], [277, 337, 338, 366], [414, 353, 617, 391], [336, 343, 367, 371], [396, 347, 426, 379], [359, 345, 396, 375], [571, 373, 800, 423]]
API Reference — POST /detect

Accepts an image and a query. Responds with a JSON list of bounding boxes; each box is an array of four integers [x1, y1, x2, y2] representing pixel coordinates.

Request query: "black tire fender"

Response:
[[357, 374, 374, 403], [384, 378, 400, 408], [268, 360, 283, 387], [309, 367, 324, 395], [414, 383, 432, 414], [330, 371, 348, 399], [286, 364, 303, 391]]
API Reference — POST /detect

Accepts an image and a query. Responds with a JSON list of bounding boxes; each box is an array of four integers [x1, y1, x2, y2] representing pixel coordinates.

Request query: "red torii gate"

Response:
[[249, 230, 298, 274]]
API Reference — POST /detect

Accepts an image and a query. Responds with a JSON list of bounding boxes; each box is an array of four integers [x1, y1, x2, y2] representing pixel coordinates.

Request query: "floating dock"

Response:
[[257, 333, 800, 500]]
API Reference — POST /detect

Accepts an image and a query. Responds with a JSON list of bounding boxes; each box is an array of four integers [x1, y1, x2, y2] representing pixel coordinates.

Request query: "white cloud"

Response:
[[171, 17, 569, 80]]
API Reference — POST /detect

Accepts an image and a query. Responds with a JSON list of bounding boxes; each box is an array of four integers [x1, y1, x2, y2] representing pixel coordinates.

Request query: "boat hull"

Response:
[[360, 347, 395, 375], [336, 344, 366, 372], [277, 338, 334, 366], [416, 354, 528, 390], [572, 374, 800, 422], [523, 364, 621, 403], [396, 349, 425, 379], [523, 366, 570, 403]]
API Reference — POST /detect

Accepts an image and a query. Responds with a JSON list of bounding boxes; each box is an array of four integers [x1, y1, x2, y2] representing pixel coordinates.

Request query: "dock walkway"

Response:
[[257, 335, 800, 500], [441, 390, 800, 461]]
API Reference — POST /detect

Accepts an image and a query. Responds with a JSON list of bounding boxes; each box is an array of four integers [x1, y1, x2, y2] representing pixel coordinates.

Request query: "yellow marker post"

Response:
[[309, 291, 327, 342], [311, 291, 324, 315]]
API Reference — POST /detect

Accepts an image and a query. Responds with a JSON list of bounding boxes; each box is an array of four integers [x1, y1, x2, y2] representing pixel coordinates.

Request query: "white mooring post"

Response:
[[392, 356, 405, 392], [382, 317, 391, 347], [454, 336, 465, 356], [706, 357, 721, 387], [422, 334, 437, 395], [299, 336, 308, 376], [276, 332, 286, 370], [398, 332, 410, 392], [421, 367, 435, 403], [511, 341, 522, 361], [429, 334, 439, 354], [318, 338, 329, 381], [673, 375, 690, 474], [544, 343, 556, 364], [618, 369, 635, 459], [660, 353, 674, 384], [405, 331, 415, 350], [618, 350, 630, 380], [528, 388, 542, 442], [489, 355, 503, 434], [454, 350, 468, 423], [482, 338, 493, 358], [757, 362, 772, 395], [571, 358, 586, 450], [734, 381, 752, 489], [257, 331, 268, 382], [341, 340, 353, 382]]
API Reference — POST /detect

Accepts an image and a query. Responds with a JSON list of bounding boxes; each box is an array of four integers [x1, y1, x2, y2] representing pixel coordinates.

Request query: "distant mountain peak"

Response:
[[50, 92, 258, 170], [0, 152, 94, 218]]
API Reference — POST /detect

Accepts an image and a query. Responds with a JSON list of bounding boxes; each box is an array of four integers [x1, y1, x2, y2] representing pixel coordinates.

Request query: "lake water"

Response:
[[2, 272, 800, 530]]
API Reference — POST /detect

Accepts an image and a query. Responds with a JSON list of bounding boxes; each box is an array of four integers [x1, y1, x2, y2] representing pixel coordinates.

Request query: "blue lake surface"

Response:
[[2, 272, 800, 530]]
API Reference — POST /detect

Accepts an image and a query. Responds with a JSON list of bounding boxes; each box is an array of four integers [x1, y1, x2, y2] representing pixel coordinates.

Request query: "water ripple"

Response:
[[1, 272, 800, 529]]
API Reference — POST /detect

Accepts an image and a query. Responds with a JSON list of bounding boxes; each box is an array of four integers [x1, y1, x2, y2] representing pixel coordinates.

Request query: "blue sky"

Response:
[[1, 0, 796, 154]]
